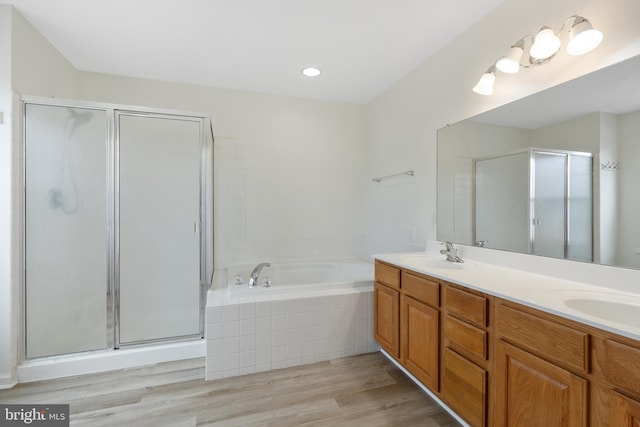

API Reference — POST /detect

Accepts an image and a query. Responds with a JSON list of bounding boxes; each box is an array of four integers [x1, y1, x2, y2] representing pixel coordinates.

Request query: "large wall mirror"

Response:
[[437, 54, 640, 270]]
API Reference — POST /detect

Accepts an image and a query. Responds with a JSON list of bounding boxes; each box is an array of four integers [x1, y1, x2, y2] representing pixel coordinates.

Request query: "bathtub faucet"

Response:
[[248, 262, 271, 288]]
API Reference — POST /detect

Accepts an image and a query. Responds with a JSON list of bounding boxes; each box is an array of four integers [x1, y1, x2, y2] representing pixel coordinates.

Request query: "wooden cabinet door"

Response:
[[401, 295, 439, 391], [442, 348, 486, 427], [495, 340, 587, 427], [374, 282, 400, 359], [611, 391, 640, 427]]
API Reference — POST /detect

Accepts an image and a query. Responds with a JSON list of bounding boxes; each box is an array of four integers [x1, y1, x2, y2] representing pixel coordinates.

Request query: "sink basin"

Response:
[[395, 255, 466, 270], [546, 290, 640, 328], [564, 299, 639, 327]]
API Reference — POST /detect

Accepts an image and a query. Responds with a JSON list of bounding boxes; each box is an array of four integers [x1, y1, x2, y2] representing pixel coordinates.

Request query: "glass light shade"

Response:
[[496, 46, 524, 74], [473, 71, 496, 95], [567, 20, 603, 55], [302, 67, 321, 77], [530, 27, 561, 60]]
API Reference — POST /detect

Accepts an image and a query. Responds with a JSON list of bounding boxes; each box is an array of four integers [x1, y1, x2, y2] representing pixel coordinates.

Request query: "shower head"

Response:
[[66, 108, 93, 138]]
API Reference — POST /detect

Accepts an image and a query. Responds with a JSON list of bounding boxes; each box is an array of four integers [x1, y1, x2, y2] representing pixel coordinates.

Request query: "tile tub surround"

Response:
[[206, 291, 379, 380]]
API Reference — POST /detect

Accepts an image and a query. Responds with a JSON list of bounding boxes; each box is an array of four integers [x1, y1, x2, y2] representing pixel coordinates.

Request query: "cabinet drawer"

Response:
[[375, 261, 400, 289], [446, 286, 487, 327], [445, 315, 488, 361], [402, 271, 439, 307], [603, 339, 640, 395], [443, 348, 486, 427], [497, 304, 589, 373]]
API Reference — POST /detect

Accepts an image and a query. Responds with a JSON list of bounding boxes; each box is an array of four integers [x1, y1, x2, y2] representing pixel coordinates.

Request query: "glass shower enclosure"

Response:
[[474, 148, 592, 262], [23, 98, 212, 359]]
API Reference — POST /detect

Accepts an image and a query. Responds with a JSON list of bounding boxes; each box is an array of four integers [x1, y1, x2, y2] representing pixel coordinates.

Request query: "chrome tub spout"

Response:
[[248, 262, 271, 287]]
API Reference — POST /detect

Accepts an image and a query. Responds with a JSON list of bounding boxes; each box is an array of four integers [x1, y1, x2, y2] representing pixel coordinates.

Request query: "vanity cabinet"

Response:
[[374, 282, 399, 358], [374, 261, 401, 359], [494, 340, 587, 426], [601, 339, 640, 396], [494, 300, 588, 426], [400, 295, 439, 389], [374, 257, 640, 427], [596, 337, 640, 425], [442, 285, 491, 427], [496, 302, 589, 373], [494, 299, 640, 426], [374, 262, 441, 391], [401, 271, 440, 390], [610, 391, 640, 426]]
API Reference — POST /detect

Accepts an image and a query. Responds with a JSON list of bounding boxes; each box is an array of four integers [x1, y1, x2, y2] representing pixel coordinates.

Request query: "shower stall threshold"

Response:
[[17, 340, 205, 383]]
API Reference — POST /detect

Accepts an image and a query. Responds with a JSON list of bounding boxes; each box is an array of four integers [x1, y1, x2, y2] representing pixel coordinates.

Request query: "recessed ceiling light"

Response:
[[302, 67, 321, 77]]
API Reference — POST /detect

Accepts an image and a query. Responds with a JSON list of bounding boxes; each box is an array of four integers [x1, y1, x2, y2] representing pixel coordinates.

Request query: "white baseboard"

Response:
[[0, 373, 17, 390]]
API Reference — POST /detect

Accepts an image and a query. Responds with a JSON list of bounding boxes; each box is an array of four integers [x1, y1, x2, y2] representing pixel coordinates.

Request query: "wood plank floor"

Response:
[[0, 352, 461, 426]]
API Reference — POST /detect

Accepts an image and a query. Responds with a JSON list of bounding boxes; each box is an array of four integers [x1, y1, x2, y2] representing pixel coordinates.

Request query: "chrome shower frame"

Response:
[[19, 96, 213, 361]]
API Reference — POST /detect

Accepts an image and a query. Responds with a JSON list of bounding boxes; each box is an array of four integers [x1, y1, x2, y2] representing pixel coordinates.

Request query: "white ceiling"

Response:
[[6, 0, 503, 104]]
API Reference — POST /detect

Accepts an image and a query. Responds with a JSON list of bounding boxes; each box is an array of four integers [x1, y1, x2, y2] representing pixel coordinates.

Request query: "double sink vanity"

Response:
[[373, 251, 640, 426]]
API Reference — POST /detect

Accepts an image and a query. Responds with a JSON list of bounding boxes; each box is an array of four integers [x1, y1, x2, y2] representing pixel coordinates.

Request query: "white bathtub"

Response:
[[205, 259, 378, 380], [226, 259, 374, 300]]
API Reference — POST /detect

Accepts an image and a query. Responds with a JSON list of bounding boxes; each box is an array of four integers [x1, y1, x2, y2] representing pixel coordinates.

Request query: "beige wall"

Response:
[[364, 0, 640, 255], [1, 4, 79, 388], [77, 72, 366, 267], [618, 110, 640, 268], [0, 4, 14, 389], [11, 8, 78, 97]]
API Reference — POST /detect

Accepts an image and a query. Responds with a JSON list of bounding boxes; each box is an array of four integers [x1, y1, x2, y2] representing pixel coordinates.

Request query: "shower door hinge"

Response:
[[194, 222, 200, 233]]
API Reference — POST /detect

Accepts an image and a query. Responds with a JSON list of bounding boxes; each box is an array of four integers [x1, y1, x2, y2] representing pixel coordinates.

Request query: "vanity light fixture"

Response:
[[302, 67, 321, 77], [567, 16, 604, 55], [472, 66, 497, 95], [473, 15, 603, 95], [495, 41, 524, 74], [529, 26, 561, 60]]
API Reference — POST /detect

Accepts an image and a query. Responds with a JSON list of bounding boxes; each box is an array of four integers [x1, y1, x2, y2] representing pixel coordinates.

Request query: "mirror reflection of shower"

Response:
[[48, 108, 93, 214]]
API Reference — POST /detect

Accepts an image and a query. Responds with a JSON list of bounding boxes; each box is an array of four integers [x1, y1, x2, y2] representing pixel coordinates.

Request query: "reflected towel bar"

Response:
[[372, 170, 414, 183]]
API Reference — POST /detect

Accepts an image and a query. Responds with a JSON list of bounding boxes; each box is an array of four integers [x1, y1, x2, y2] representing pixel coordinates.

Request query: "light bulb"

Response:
[[496, 46, 524, 74], [473, 70, 496, 95], [530, 27, 561, 60], [567, 19, 603, 55]]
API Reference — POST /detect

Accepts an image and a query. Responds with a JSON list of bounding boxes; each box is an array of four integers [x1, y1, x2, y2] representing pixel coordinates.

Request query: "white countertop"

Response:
[[374, 251, 640, 342]]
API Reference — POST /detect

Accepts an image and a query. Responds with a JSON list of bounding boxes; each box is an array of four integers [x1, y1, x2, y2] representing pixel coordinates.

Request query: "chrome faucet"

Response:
[[440, 241, 464, 263], [248, 262, 271, 287]]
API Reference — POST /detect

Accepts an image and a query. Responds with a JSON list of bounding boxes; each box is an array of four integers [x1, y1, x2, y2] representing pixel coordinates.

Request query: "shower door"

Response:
[[531, 152, 567, 258], [531, 151, 593, 262], [116, 112, 203, 345], [474, 149, 592, 262], [24, 103, 109, 358], [23, 98, 211, 360]]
